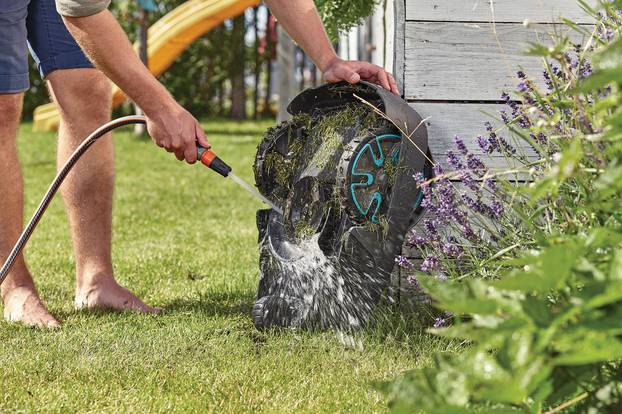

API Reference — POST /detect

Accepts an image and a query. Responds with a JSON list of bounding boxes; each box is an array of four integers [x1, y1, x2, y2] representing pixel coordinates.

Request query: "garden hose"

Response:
[[0, 115, 231, 286]]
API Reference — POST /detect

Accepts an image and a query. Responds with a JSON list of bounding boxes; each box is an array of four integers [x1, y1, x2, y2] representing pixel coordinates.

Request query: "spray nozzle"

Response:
[[197, 146, 232, 177]]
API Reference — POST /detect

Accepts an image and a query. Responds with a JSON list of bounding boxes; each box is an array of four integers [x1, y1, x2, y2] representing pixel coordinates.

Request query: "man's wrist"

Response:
[[134, 83, 177, 118], [317, 53, 341, 73]]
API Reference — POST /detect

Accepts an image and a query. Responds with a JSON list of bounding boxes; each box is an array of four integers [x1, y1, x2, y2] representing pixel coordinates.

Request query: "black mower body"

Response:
[[252, 82, 432, 330]]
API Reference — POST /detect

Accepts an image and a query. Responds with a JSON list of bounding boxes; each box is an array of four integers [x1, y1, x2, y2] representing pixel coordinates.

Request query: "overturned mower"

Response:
[[252, 82, 432, 330]]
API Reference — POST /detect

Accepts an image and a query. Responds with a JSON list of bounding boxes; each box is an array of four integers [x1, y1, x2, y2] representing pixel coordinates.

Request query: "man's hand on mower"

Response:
[[321, 57, 399, 96], [145, 102, 210, 164]]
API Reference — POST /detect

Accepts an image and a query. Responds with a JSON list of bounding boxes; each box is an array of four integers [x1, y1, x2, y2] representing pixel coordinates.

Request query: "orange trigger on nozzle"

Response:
[[200, 150, 217, 167]]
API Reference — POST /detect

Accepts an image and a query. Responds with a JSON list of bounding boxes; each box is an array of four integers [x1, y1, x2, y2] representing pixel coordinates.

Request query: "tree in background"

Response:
[[261, 11, 277, 117], [253, 6, 261, 119], [230, 13, 247, 120]]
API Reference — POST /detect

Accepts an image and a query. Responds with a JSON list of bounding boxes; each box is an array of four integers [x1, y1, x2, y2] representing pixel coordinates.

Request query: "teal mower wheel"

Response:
[[344, 133, 402, 224]]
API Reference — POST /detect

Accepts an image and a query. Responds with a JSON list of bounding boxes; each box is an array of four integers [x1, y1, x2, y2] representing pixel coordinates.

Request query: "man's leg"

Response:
[[46, 69, 159, 313], [0, 93, 60, 328]]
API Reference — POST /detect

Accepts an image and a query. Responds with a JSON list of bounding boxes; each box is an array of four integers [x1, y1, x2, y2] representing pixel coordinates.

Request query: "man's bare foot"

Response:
[[75, 276, 161, 314], [3, 286, 60, 328]]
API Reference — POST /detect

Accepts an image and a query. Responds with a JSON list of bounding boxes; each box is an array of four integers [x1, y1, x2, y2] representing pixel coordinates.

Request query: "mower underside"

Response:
[[252, 82, 432, 330]]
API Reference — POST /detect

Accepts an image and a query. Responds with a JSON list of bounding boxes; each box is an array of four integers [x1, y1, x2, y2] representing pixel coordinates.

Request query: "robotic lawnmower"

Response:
[[252, 82, 433, 330]]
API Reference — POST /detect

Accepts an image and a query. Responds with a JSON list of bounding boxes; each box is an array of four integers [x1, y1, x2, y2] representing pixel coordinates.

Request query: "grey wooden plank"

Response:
[[404, 22, 584, 101], [411, 102, 536, 170], [406, 0, 596, 24], [395, 0, 407, 94]]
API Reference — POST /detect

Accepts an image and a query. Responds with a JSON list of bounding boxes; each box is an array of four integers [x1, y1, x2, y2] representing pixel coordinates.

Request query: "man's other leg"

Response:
[[46, 69, 159, 313], [0, 1, 59, 327], [0, 93, 60, 327]]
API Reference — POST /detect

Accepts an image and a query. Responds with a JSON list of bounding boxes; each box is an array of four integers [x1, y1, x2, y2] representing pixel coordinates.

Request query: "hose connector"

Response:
[[197, 146, 232, 177]]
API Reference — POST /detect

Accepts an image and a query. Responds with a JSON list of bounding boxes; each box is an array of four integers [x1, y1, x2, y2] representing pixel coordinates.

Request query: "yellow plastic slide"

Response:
[[33, 0, 260, 131]]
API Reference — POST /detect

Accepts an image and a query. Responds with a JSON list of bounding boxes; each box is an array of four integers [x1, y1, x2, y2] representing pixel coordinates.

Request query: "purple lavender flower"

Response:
[[477, 135, 492, 154], [460, 170, 479, 192], [421, 255, 440, 273], [484, 177, 497, 192], [413, 172, 426, 184], [466, 153, 486, 174], [501, 92, 531, 129], [454, 136, 468, 156], [500, 110, 510, 125], [486, 123, 518, 155], [441, 237, 463, 258], [423, 218, 439, 234], [552, 66, 564, 81], [433, 317, 446, 328], [407, 233, 427, 247], [433, 163, 445, 178], [501, 92, 516, 112], [533, 132, 548, 146], [579, 112, 594, 134], [420, 196, 435, 214], [517, 115, 531, 130], [564, 53, 579, 69], [460, 222, 477, 241], [461, 194, 487, 215], [543, 70, 554, 91], [579, 61, 592, 80], [523, 93, 536, 106], [395, 255, 413, 269], [432, 312, 453, 328], [489, 199, 505, 220], [446, 150, 463, 170], [502, 137, 517, 155], [436, 186, 462, 223], [407, 274, 419, 287]]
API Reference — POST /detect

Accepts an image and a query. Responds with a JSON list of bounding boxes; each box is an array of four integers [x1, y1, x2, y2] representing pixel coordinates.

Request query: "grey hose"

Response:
[[0, 116, 147, 285]]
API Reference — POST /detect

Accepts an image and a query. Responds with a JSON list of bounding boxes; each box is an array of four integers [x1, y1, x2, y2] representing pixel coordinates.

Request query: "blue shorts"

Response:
[[0, 0, 94, 93]]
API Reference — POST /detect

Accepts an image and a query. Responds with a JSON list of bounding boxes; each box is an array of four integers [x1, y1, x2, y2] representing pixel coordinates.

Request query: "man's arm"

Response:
[[264, 0, 399, 95], [62, 10, 208, 164]]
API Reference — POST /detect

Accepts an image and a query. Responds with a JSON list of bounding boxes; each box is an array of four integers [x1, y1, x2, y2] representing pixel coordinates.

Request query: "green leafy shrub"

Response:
[[388, 2, 622, 412], [315, 0, 378, 41]]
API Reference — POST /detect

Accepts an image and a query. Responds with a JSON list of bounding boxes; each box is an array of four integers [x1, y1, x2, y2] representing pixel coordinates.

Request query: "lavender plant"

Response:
[[385, 1, 622, 412], [402, 4, 621, 282]]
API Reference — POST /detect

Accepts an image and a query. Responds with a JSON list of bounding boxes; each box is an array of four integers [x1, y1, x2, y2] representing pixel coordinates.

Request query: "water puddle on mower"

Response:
[[228, 172, 283, 215]]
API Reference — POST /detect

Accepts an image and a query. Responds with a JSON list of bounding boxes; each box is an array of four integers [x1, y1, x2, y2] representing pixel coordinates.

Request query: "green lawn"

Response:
[[1, 120, 448, 413]]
